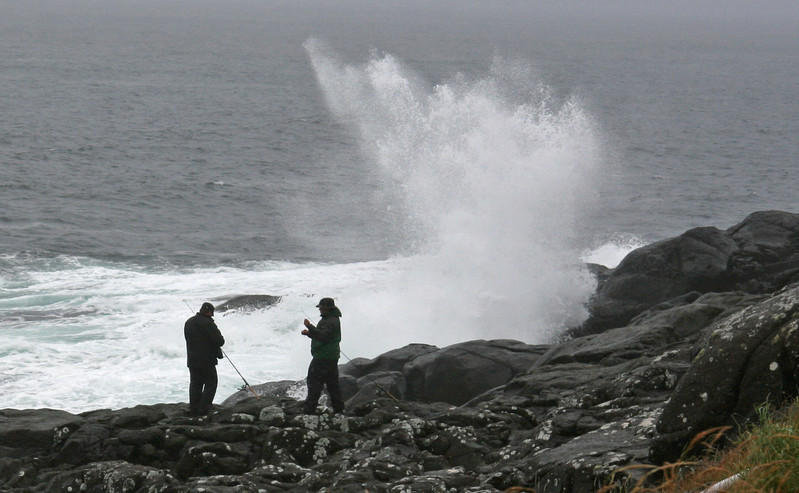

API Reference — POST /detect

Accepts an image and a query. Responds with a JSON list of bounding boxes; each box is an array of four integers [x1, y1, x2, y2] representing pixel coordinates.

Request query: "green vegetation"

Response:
[[601, 398, 799, 492]]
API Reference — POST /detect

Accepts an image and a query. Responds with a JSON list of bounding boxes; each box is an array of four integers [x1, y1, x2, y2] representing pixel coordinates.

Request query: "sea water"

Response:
[[1, 0, 798, 412]]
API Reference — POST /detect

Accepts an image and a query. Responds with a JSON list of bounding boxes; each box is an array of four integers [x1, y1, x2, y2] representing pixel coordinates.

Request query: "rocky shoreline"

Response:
[[3, 210, 799, 492]]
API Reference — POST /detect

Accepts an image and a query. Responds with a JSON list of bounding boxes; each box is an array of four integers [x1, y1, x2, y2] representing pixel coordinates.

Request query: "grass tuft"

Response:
[[601, 397, 799, 492]]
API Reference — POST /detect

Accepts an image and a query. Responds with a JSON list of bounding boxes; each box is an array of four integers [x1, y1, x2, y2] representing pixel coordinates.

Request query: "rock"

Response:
[[117, 427, 164, 446], [176, 441, 254, 478], [582, 226, 738, 334], [221, 379, 304, 406], [215, 294, 282, 314], [246, 462, 313, 486], [340, 339, 549, 407], [529, 324, 681, 367], [581, 211, 799, 334], [0, 408, 83, 457], [225, 339, 547, 410], [258, 405, 286, 426], [627, 291, 765, 338], [108, 404, 168, 428], [651, 283, 799, 462], [726, 210, 799, 278], [523, 411, 658, 493], [340, 343, 439, 376], [45, 460, 177, 492], [53, 423, 111, 465], [402, 340, 548, 406], [346, 370, 406, 409]]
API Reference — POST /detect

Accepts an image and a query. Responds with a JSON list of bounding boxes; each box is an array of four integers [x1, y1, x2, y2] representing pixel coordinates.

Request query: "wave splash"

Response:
[[305, 39, 603, 344]]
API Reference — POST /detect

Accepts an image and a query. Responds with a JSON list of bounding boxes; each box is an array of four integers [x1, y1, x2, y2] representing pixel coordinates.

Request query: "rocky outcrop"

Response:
[[5, 285, 794, 492], [214, 295, 282, 314], [651, 285, 799, 462], [581, 210, 799, 334], [4, 210, 799, 492], [224, 340, 549, 411]]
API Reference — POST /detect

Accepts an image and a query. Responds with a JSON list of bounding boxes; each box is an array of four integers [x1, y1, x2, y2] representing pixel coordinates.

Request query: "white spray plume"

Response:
[[305, 38, 602, 345]]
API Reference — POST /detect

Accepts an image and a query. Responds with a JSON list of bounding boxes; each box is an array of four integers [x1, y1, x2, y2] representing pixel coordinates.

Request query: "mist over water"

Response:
[[305, 39, 600, 342]]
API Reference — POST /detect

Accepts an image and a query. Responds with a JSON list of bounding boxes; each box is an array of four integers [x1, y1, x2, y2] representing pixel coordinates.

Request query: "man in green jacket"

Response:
[[301, 297, 345, 414]]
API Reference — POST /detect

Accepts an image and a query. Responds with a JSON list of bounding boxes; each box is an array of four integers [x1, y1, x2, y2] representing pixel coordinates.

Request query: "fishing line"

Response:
[[183, 300, 259, 399]]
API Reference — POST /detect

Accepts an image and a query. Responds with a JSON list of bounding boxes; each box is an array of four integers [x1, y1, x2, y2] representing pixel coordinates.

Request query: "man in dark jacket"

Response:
[[184, 302, 225, 416], [302, 297, 344, 414]]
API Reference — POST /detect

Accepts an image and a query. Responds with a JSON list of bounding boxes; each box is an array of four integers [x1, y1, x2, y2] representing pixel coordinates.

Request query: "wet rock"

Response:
[[581, 210, 799, 334], [220, 379, 303, 406], [0, 408, 83, 456], [582, 226, 738, 334], [215, 294, 282, 314], [403, 339, 548, 405]]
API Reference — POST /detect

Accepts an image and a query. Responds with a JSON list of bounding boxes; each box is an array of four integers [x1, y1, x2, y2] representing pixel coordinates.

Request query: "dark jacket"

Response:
[[306, 308, 341, 360], [184, 312, 225, 368]]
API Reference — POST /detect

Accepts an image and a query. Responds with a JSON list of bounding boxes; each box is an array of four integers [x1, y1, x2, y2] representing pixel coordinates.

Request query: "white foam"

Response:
[[581, 234, 646, 268]]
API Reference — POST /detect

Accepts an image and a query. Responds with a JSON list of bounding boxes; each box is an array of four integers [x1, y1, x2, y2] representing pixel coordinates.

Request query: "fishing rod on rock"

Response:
[[303, 310, 399, 402], [184, 301, 259, 399]]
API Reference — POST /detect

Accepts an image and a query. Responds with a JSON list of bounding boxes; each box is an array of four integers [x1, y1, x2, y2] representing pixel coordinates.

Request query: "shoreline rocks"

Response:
[[3, 210, 799, 492], [578, 210, 799, 335]]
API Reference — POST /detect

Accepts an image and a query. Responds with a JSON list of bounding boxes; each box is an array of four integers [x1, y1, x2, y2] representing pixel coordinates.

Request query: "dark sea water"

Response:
[[1, 0, 798, 411]]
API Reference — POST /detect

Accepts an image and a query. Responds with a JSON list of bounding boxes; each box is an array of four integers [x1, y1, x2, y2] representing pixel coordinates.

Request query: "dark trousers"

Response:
[[188, 365, 218, 415], [304, 358, 344, 413]]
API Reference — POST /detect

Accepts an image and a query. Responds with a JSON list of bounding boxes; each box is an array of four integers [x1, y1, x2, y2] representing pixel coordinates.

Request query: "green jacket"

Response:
[[306, 307, 342, 360]]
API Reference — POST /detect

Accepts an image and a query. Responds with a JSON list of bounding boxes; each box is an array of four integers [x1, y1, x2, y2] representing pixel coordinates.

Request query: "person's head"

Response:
[[200, 302, 215, 316], [315, 297, 336, 313]]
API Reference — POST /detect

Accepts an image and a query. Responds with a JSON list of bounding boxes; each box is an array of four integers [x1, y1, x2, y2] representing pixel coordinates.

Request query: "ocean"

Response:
[[1, 0, 797, 412]]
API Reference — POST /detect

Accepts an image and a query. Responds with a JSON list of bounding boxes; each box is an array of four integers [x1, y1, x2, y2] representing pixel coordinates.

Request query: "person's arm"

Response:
[[212, 325, 225, 348], [203, 320, 224, 351], [306, 318, 338, 341]]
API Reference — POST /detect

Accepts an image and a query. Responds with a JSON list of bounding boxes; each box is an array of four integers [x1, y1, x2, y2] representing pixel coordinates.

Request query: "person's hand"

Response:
[[301, 329, 310, 336], [303, 318, 312, 328]]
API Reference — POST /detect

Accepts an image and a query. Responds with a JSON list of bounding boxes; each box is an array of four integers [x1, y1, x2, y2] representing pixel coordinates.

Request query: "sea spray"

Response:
[[581, 233, 646, 268], [305, 39, 602, 343], [0, 46, 608, 412]]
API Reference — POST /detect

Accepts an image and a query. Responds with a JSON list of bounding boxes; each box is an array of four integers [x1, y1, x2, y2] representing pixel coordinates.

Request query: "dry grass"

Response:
[[599, 398, 799, 493]]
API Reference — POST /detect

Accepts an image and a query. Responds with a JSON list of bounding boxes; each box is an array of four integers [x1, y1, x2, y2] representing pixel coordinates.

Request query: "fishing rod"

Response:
[[184, 300, 259, 399], [220, 348, 259, 399], [303, 311, 399, 402]]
